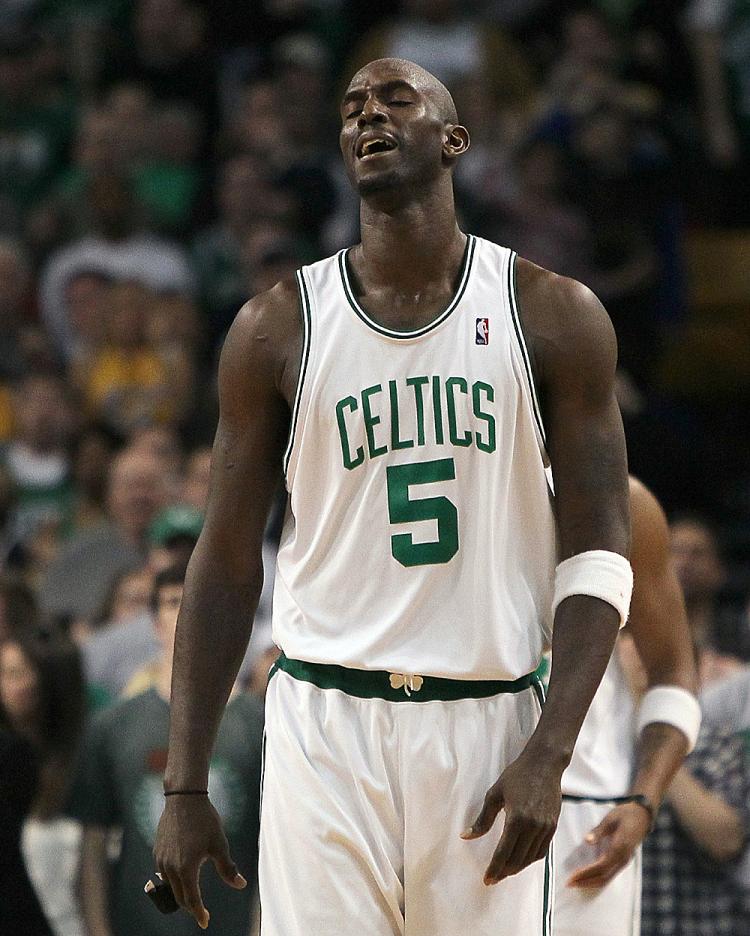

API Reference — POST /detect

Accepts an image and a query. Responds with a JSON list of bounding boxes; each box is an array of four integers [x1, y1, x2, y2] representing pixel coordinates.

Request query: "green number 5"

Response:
[[386, 458, 459, 567]]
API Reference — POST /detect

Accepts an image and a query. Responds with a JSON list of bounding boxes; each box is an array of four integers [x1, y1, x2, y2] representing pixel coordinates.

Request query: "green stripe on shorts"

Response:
[[270, 653, 539, 702]]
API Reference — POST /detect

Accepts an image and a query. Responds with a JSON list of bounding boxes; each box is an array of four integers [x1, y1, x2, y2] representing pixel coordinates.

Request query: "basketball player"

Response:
[[154, 59, 632, 934], [553, 476, 700, 935]]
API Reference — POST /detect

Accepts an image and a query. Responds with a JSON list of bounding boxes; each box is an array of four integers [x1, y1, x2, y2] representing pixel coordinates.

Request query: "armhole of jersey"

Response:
[[282, 268, 313, 479], [507, 251, 550, 462]]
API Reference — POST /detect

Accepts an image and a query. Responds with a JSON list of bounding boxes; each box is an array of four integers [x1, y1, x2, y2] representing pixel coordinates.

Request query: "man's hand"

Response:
[[566, 802, 650, 889], [153, 796, 247, 929], [461, 750, 562, 884]]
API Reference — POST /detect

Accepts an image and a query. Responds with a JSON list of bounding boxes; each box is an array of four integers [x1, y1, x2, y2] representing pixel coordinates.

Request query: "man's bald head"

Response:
[[346, 58, 459, 124]]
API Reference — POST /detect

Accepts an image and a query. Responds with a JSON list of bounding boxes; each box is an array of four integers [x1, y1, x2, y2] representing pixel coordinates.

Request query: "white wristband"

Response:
[[636, 685, 702, 753], [552, 549, 633, 629]]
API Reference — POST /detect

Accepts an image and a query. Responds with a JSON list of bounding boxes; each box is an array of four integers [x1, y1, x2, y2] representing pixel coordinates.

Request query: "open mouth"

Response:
[[357, 137, 397, 159]]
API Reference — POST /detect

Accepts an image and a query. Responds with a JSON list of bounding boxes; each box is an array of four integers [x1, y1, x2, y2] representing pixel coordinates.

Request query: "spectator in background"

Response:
[[686, 0, 750, 223], [1, 372, 77, 559], [99, 0, 217, 137], [670, 513, 750, 684], [39, 170, 194, 361], [92, 563, 154, 634], [192, 151, 296, 346], [80, 560, 158, 705], [37, 445, 168, 620], [629, 604, 750, 934], [345, 0, 536, 109], [71, 280, 195, 434], [0, 629, 86, 936], [69, 562, 264, 936], [0, 26, 75, 234], [67, 422, 120, 537], [146, 503, 202, 574]]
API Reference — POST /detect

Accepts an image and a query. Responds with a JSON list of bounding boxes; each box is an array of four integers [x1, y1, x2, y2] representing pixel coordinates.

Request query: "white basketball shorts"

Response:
[[258, 655, 554, 936]]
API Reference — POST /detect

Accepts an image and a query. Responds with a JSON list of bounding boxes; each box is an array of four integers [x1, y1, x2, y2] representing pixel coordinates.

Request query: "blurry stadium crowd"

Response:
[[0, 0, 749, 934]]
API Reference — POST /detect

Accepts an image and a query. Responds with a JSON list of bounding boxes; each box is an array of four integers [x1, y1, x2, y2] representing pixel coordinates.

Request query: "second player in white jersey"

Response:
[[553, 478, 698, 936], [274, 236, 557, 680]]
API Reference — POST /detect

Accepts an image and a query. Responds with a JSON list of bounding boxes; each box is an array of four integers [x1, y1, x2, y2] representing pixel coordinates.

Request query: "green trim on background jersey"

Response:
[[507, 251, 547, 449], [283, 269, 313, 477], [338, 235, 476, 339], [270, 652, 538, 702]]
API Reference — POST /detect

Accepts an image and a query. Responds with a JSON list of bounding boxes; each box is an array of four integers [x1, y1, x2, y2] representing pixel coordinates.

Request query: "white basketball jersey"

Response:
[[272, 236, 558, 680], [561, 646, 636, 798]]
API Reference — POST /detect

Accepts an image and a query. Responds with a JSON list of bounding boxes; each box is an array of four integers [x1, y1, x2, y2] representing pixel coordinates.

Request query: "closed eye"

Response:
[[389, 100, 412, 107], [345, 108, 362, 120]]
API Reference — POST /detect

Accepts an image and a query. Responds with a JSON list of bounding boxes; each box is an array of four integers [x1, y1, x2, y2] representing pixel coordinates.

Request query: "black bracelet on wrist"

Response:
[[628, 793, 657, 832], [164, 789, 209, 797]]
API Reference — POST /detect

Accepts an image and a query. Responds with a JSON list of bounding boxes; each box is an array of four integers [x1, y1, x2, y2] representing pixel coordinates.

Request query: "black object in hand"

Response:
[[144, 872, 180, 914]]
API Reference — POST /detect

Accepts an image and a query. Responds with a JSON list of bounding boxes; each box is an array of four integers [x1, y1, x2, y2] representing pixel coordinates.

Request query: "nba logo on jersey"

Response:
[[476, 318, 489, 345]]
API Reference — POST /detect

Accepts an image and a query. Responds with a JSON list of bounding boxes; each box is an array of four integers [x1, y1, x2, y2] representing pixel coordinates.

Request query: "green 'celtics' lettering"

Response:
[[388, 380, 414, 451], [446, 377, 472, 446], [334, 375, 498, 470], [472, 381, 496, 453], [361, 384, 388, 459], [406, 375, 429, 446], [432, 375, 444, 445], [335, 396, 364, 470]]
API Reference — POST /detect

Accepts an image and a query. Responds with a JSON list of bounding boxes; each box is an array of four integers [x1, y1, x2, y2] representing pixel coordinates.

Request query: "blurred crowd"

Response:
[[0, 0, 749, 934]]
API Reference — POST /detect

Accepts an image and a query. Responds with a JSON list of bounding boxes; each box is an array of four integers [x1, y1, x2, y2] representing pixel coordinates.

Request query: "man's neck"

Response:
[[356, 182, 465, 293]]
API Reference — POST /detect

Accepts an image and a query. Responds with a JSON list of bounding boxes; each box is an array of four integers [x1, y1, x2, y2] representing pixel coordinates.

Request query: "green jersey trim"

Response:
[[507, 251, 547, 449], [338, 235, 476, 339], [283, 269, 313, 477], [269, 652, 540, 702], [543, 841, 553, 936]]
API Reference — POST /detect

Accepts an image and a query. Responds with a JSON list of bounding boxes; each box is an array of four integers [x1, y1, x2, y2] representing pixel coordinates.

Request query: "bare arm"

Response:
[[464, 264, 630, 883], [568, 477, 698, 887], [155, 280, 300, 928], [666, 768, 745, 862], [79, 826, 113, 936]]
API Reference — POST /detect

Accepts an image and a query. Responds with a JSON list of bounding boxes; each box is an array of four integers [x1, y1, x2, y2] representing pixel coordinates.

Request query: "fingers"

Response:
[[567, 854, 618, 889], [567, 843, 631, 889], [585, 810, 619, 845], [157, 862, 209, 929], [212, 848, 247, 890], [483, 818, 554, 884], [461, 788, 504, 840], [180, 865, 210, 930]]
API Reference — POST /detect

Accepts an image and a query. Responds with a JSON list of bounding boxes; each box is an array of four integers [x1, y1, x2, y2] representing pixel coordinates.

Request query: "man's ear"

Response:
[[444, 124, 470, 160]]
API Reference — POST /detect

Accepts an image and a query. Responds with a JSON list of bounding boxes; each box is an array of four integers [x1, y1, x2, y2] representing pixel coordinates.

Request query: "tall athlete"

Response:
[[154, 59, 632, 935], [553, 477, 700, 936]]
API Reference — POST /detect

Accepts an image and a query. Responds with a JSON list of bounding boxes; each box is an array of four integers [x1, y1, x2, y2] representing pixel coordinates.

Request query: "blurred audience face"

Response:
[[0, 640, 38, 728], [110, 566, 154, 623], [106, 448, 169, 541], [129, 425, 184, 480], [106, 282, 150, 349], [670, 519, 725, 605], [65, 271, 110, 348], [13, 374, 75, 453], [182, 446, 211, 511]]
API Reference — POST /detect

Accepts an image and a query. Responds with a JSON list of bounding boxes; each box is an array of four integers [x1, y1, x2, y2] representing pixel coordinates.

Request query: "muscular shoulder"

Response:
[[515, 257, 618, 390], [219, 276, 302, 406]]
